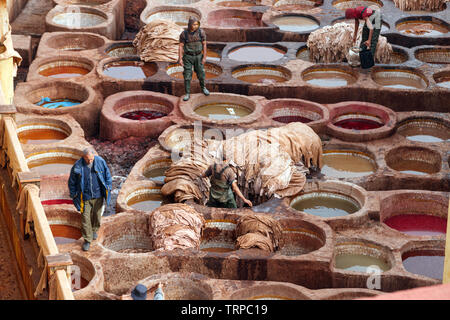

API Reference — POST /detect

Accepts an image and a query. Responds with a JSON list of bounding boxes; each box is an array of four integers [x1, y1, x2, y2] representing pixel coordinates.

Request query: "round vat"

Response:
[[126, 187, 171, 212], [207, 9, 265, 28], [396, 18, 449, 36], [227, 44, 287, 62], [232, 65, 291, 84], [332, 0, 383, 10], [26, 149, 81, 176], [433, 71, 450, 89], [230, 284, 309, 300], [402, 249, 444, 280], [36, 57, 93, 79], [389, 46, 410, 64], [385, 146, 441, 175], [194, 102, 253, 120], [200, 219, 237, 253], [331, 18, 390, 33], [332, 113, 384, 130], [166, 62, 222, 80], [290, 192, 361, 218], [101, 58, 157, 80], [397, 118, 450, 143], [206, 48, 222, 62], [272, 14, 320, 33], [17, 122, 71, 145], [334, 241, 392, 273], [100, 214, 153, 254], [380, 192, 448, 236], [54, 0, 112, 5], [296, 46, 311, 62], [321, 149, 377, 178], [213, 0, 259, 6], [42, 32, 106, 52], [302, 66, 357, 87], [264, 98, 328, 125], [371, 68, 429, 90], [273, 0, 322, 10], [46, 207, 82, 245], [51, 7, 107, 28], [50, 224, 81, 245], [414, 47, 450, 64], [155, 0, 201, 4], [105, 42, 137, 58], [278, 221, 325, 256], [142, 159, 172, 183], [70, 253, 97, 293], [141, 7, 201, 27]]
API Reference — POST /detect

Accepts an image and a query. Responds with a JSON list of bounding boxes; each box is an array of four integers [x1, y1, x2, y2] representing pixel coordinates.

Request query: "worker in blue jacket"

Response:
[[68, 148, 112, 251]]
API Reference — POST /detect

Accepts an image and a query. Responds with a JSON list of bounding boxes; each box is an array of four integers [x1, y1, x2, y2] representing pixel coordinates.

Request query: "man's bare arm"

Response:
[[232, 181, 252, 207]]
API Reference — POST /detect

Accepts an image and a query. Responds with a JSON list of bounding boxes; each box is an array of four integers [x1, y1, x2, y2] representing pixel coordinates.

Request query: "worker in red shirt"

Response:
[[345, 5, 382, 60]]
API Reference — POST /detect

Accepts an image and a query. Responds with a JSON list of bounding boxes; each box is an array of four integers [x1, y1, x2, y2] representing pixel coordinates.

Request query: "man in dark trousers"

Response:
[[68, 148, 112, 251], [178, 16, 210, 101], [345, 5, 382, 62]]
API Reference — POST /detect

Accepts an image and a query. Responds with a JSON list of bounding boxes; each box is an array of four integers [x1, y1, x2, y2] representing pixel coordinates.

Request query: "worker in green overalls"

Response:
[[201, 158, 252, 209], [178, 16, 210, 101]]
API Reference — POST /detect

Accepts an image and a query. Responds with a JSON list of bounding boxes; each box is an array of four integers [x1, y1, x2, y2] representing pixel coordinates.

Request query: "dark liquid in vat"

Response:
[[334, 119, 383, 130], [120, 110, 167, 121]]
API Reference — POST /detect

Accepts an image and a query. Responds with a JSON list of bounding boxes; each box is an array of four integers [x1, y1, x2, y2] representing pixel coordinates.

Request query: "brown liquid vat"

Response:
[[37, 32, 107, 56], [166, 62, 223, 80], [273, 0, 323, 10], [371, 67, 429, 90], [414, 47, 450, 64], [433, 70, 450, 89], [25, 148, 83, 176], [302, 65, 358, 87], [396, 117, 450, 143], [207, 9, 266, 28], [232, 64, 292, 84], [104, 41, 137, 58], [140, 6, 202, 28], [100, 90, 176, 141], [16, 116, 74, 146], [27, 55, 95, 82], [395, 17, 449, 37], [385, 146, 442, 176]]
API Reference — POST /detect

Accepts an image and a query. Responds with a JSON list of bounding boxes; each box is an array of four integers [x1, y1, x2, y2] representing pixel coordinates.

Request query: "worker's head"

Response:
[[82, 148, 95, 165], [131, 284, 147, 300], [188, 16, 200, 32], [345, 8, 358, 19]]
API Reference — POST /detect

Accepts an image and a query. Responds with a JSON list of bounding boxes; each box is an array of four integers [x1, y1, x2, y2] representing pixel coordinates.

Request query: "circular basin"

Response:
[[396, 18, 449, 36], [194, 102, 253, 120], [296, 46, 311, 62], [385, 146, 441, 175], [302, 67, 357, 87], [230, 284, 309, 300], [142, 7, 201, 27], [331, 18, 390, 33], [44, 32, 106, 51], [37, 59, 93, 79], [264, 98, 328, 125], [321, 149, 377, 178], [372, 68, 428, 90], [333, 113, 384, 130], [232, 65, 291, 84], [143, 159, 172, 183], [17, 122, 70, 145], [105, 42, 137, 58], [213, 0, 259, 6], [397, 118, 450, 143], [50, 224, 82, 245], [332, 0, 383, 10], [200, 219, 237, 253], [126, 187, 171, 212], [51, 9, 107, 28], [69, 253, 97, 292], [207, 9, 265, 28], [290, 192, 361, 218], [334, 241, 392, 273], [433, 71, 450, 89], [272, 14, 320, 33], [402, 249, 444, 280], [27, 150, 80, 176], [380, 192, 448, 236], [389, 47, 409, 64], [414, 47, 450, 64], [102, 59, 157, 80], [228, 44, 287, 62], [273, 0, 322, 10], [166, 62, 222, 80], [278, 223, 325, 256]]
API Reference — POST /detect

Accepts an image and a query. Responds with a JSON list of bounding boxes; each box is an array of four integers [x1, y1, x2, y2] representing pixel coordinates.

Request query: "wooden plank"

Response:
[[46, 253, 72, 269], [55, 269, 74, 300], [443, 198, 450, 283], [3, 116, 29, 174]]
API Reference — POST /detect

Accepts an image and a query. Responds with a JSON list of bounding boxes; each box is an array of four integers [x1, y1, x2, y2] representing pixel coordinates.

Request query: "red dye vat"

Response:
[[41, 199, 73, 205], [273, 115, 312, 123], [334, 119, 383, 130], [120, 110, 167, 121], [384, 214, 447, 236]]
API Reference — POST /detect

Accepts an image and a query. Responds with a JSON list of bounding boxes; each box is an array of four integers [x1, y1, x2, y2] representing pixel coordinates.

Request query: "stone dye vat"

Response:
[[17, 122, 70, 145], [126, 187, 171, 212], [380, 192, 448, 236], [414, 47, 450, 64], [396, 118, 450, 143], [51, 10, 107, 28], [45, 206, 82, 245], [291, 192, 361, 218], [105, 42, 137, 58], [38, 32, 106, 53], [232, 65, 291, 84], [271, 14, 320, 33], [273, 0, 322, 10], [166, 62, 222, 80], [194, 103, 253, 120], [371, 68, 429, 90], [229, 283, 309, 300], [302, 66, 357, 87], [385, 146, 441, 176], [207, 9, 266, 28], [200, 219, 237, 253], [141, 7, 201, 27], [26, 149, 81, 176], [332, 0, 383, 10], [321, 149, 377, 179], [101, 59, 157, 80], [142, 159, 172, 184], [396, 18, 449, 36], [402, 249, 445, 280], [34, 57, 94, 79], [433, 71, 450, 89], [227, 44, 287, 62], [334, 241, 392, 273]]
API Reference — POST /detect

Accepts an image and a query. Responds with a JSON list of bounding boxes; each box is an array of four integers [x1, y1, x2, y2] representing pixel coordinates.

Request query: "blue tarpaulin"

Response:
[[36, 97, 81, 109]]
